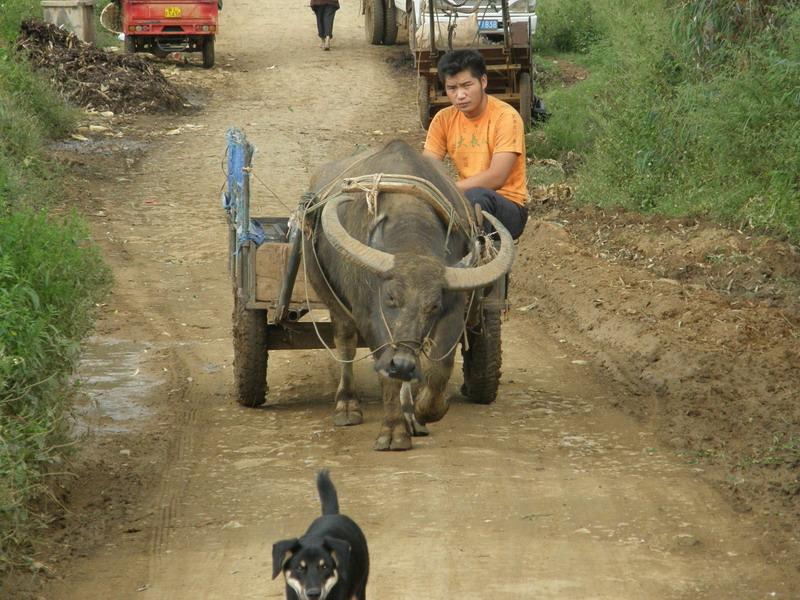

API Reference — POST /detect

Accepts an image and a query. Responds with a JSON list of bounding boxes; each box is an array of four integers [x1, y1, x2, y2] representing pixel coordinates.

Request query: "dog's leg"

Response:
[[373, 377, 411, 451], [414, 350, 455, 426], [332, 317, 363, 427]]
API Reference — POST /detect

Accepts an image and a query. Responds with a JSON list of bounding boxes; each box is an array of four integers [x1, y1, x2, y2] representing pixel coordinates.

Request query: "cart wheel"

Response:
[[461, 306, 502, 405], [365, 0, 385, 45], [232, 293, 268, 407], [123, 35, 135, 54], [383, 0, 398, 45], [519, 72, 532, 131], [202, 36, 215, 69], [417, 75, 431, 130]]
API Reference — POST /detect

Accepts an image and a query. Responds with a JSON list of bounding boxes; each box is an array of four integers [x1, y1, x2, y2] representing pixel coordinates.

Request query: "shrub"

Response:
[[0, 210, 111, 569], [0, 52, 75, 210], [529, 0, 800, 241], [533, 0, 605, 54], [1, 0, 108, 570]]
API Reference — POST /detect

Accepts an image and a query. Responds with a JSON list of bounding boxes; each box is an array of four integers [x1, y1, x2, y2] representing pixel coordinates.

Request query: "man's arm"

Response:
[[455, 151, 517, 192], [423, 149, 444, 161]]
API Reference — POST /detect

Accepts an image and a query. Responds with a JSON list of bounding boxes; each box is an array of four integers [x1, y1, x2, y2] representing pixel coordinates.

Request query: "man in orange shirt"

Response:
[[423, 49, 529, 239]]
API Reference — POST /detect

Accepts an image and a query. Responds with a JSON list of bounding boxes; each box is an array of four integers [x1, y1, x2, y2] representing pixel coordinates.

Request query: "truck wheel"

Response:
[[365, 0, 385, 45], [232, 294, 268, 407], [383, 0, 398, 45], [123, 35, 135, 54], [461, 306, 502, 405], [519, 71, 532, 131], [202, 36, 215, 68], [417, 75, 431, 130]]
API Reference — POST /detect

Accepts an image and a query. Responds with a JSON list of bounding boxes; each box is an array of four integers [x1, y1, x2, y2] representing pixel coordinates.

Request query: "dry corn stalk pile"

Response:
[[16, 19, 186, 114]]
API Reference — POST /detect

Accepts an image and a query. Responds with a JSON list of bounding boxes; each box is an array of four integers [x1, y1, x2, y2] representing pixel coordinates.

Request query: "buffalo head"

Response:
[[320, 195, 514, 382]]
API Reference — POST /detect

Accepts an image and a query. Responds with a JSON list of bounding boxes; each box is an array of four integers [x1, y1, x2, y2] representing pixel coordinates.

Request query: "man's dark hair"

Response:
[[437, 49, 487, 83]]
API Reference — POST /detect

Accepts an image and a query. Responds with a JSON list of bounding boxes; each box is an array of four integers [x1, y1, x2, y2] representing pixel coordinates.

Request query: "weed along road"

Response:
[[28, 1, 799, 599]]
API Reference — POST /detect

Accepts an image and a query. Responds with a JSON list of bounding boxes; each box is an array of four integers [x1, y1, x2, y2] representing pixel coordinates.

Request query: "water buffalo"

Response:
[[303, 140, 513, 450]]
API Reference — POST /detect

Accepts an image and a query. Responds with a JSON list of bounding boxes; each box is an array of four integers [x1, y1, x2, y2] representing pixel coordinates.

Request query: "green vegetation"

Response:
[[1, 0, 111, 570], [0, 213, 110, 569], [529, 0, 800, 242], [740, 432, 800, 468]]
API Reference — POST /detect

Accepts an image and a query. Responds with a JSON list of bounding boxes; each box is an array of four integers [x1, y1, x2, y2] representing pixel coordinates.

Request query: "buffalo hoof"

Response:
[[333, 400, 363, 427], [415, 400, 449, 425], [409, 415, 429, 437], [373, 429, 412, 451]]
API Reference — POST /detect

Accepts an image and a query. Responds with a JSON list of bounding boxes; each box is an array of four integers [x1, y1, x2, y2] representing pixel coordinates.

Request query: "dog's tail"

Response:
[[317, 469, 340, 516]]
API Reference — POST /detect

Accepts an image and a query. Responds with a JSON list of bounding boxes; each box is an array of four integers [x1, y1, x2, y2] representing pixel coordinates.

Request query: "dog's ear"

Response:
[[323, 537, 351, 571], [272, 538, 300, 579]]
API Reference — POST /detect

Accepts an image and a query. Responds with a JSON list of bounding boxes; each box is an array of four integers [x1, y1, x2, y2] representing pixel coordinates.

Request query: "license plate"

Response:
[[164, 7, 182, 17], [478, 20, 498, 30]]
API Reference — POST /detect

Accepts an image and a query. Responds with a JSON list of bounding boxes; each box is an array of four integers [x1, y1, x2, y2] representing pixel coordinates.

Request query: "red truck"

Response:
[[121, 0, 219, 68]]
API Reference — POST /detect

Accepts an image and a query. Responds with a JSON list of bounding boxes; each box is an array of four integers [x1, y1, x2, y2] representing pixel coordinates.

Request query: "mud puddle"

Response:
[[71, 337, 161, 436]]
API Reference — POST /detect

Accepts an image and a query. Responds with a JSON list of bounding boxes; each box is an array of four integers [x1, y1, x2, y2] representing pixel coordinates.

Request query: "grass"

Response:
[[0, 212, 111, 568], [739, 432, 800, 469], [1, 0, 111, 572], [0, 54, 77, 210], [528, 0, 800, 243]]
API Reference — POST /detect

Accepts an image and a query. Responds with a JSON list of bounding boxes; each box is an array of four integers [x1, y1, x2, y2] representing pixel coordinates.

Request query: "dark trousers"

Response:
[[465, 187, 528, 240], [313, 5, 337, 38]]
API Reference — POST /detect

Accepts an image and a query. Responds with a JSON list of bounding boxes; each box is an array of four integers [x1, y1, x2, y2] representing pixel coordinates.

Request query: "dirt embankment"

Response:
[[514, 197, 800, 567]]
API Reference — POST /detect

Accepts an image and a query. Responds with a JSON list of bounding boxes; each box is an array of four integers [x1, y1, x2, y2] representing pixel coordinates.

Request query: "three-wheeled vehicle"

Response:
[[223, 129, 509, 409], [120, 0, 218, 68]]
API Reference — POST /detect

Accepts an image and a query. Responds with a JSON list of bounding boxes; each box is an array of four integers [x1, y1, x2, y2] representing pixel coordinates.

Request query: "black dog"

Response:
[[272, 470, 369, 600]]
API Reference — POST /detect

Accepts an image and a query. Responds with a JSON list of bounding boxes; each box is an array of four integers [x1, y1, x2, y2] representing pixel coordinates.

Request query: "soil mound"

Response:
[[513, 196, 800, 565], [16, 19, 186, 114]]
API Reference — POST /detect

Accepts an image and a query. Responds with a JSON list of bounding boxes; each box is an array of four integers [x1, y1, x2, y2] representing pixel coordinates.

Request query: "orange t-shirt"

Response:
[[424, 95, 528, 206]]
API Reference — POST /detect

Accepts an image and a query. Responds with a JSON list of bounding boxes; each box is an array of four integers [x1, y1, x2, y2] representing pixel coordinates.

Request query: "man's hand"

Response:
[[456, 152, 518, 192]]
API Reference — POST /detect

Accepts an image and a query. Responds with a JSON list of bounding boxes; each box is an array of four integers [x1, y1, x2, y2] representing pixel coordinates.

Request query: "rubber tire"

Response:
[[383, 0, 398, 45], [123, 35, 135, 54], [418, 75, 431, 130], [461, 306, 502, 405], [365, 0, 385, 45], [519, 71, 532, 131], [232, 294, 268, 407], [202, 36, 215, 69]]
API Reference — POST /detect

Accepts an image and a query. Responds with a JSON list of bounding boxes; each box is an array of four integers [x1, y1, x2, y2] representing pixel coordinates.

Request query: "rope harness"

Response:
[[296, 168, 487, 366]]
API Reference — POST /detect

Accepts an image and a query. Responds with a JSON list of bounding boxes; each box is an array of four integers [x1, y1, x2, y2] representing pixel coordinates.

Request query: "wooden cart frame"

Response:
[[223, 129, 509, 408]]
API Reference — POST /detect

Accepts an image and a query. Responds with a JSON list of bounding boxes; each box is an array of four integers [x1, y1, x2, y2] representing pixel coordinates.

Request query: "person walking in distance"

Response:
[[311, 0, 339, 50]]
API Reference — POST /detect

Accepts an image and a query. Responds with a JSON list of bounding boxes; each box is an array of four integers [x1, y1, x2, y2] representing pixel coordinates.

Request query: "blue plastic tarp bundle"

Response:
[[223, 127, 266, 251]]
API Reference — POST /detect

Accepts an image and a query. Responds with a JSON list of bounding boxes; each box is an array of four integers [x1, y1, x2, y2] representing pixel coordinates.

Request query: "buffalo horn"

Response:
[[320, 195, 395, 274], [444, 212, 515, 290]]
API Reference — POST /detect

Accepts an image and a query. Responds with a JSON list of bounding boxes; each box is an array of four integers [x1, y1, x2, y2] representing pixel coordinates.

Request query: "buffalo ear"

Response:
[[272, 538, 300, 579], [323, 536, 351, 572]]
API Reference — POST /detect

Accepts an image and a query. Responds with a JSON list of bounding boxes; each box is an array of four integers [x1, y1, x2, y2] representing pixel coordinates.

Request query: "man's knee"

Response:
[[464, 187, 495, 212]]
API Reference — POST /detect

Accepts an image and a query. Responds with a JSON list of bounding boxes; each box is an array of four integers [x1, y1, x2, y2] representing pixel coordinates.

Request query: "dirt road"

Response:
[[13, 1, 800, 598]]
